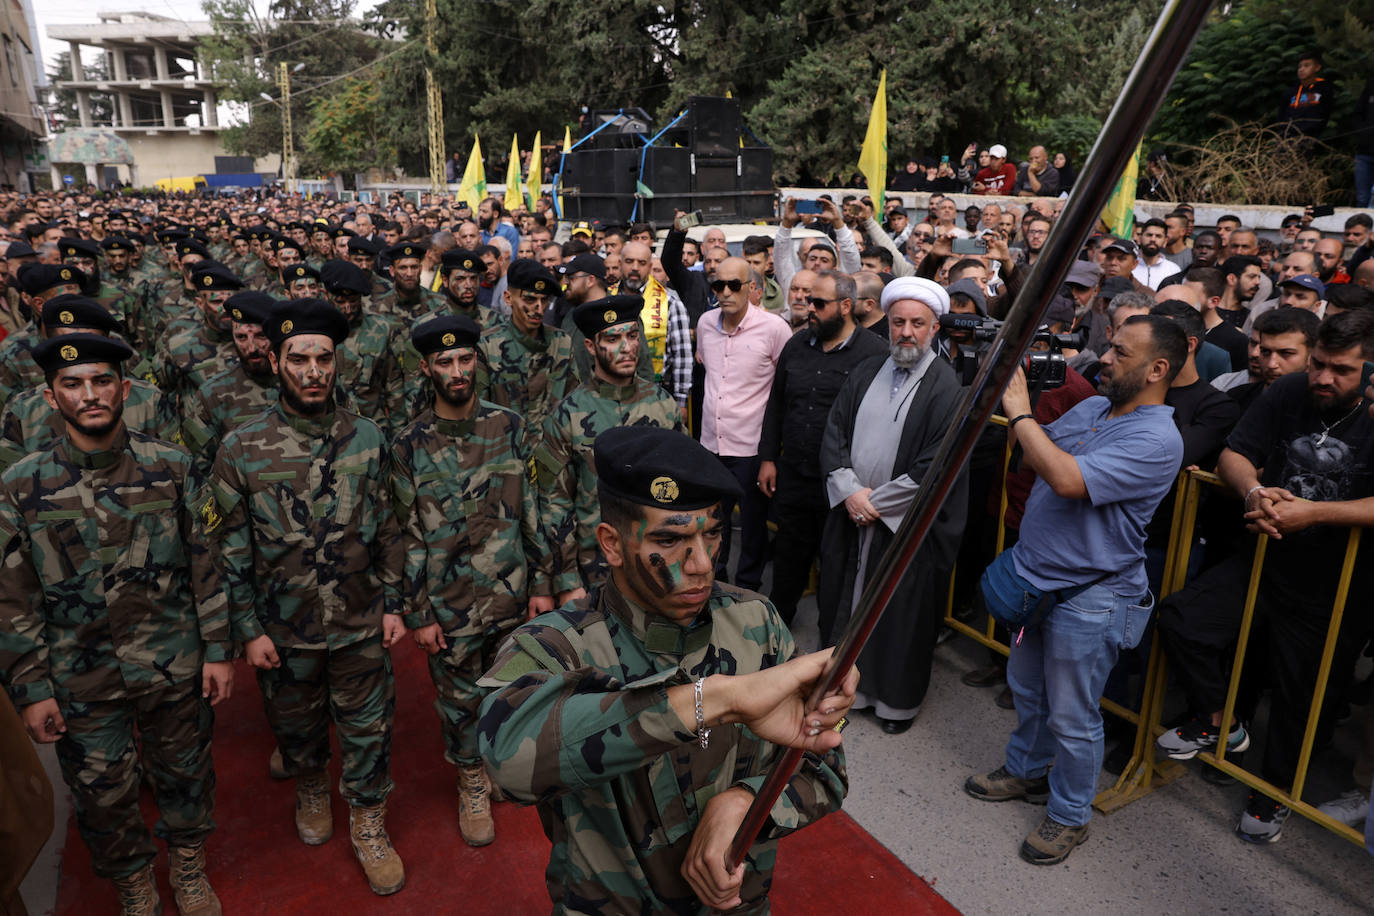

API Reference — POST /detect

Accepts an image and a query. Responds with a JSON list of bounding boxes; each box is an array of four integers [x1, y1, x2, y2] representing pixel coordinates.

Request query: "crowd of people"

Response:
[[0, 177, 1371, 915]]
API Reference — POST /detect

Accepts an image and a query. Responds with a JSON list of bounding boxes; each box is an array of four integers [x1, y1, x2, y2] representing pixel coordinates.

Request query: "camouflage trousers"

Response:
[[256, 636, 395, 807], [427, 621, 520, 767], [54, 680, 215, 880]]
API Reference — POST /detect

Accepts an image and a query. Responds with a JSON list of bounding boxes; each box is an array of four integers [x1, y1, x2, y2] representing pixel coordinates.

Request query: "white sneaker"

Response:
[[1316, 788, 1369, 826]]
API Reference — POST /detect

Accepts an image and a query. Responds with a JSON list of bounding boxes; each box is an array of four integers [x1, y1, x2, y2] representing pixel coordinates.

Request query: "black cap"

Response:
[[319, 260, 371, 295], [175, 238, 209, 259], [347, 236, 381, 257], [191, 263, 243, 292], [41, 294, 120, 333], [281, 263, 321, 285], [273, 238, 306, 258], [385, 241, 427, 263], [4, 241, 35, 258], [156, 228, 189, 244], [58, 238, 100, 261], [441, 248, 485, 274], [506, 258, 558, 296], [411, 314, 481, 356], [593, 426, 741, 510], [225, 290, 276, 326], [99, 236, 136, 253], [1102, 237, 1139, 258], [573, 294, 641, 338], [558, 253, 606, 284], [266, 298, 349, 348], [33, 332, 133, 374], [19, 263, 85, 295]]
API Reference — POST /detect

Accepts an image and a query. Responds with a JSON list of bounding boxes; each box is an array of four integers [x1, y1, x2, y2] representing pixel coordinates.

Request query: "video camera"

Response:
[[938, 313, 1087, 391]]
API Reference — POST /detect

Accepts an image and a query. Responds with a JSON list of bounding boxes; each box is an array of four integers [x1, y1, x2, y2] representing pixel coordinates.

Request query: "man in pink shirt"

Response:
[[696, 257, 794, 591]]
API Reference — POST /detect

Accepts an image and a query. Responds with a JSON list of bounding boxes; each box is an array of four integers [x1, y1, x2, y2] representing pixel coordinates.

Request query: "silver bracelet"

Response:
[[694, 677, 711, 749], [1245, 485, 1264, 505]]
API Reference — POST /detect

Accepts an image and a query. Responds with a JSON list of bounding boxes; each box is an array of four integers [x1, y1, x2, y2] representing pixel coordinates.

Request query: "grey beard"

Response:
[[890, 340, 927, 369]]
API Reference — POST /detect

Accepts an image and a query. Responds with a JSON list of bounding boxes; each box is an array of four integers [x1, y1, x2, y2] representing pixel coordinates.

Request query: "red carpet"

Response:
[[55, 643, 957, 914]]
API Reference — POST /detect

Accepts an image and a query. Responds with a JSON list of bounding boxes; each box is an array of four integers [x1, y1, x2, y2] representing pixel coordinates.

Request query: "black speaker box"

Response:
[[559, 148, 640, 226], [687, 96, 741, 157]]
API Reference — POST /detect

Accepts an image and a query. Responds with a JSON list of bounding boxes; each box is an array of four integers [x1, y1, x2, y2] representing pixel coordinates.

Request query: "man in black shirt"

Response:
[[1186, 265, 1249, 370], [1157, 310, 1374, 844], [757, 273, 887, 624], [1227, 307, 1319, 416]]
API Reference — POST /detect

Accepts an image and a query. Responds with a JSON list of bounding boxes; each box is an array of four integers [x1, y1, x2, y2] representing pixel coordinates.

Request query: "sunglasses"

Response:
[[710, 278, 744, 293], [806, 296, 839, 309], [913, 233, 934, 241]]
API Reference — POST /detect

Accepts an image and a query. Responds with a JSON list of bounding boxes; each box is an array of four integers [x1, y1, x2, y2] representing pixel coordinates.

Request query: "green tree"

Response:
[[46, 52, 114, 128], [302, 77, 396, 174]]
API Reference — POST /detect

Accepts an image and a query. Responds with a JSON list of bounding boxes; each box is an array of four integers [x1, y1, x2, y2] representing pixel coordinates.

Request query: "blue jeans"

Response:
[[1356, 154, 1374, 208], [1004, 584, 1152, 827]]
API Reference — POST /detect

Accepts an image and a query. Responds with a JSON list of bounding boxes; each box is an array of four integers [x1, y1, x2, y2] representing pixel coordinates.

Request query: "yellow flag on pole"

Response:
[[504, 134, 522, 211], [525, 130, 542, 212], [1101, 143, 1141, 238], [458, 135, 487, 212], [858, 69, 888, 213]]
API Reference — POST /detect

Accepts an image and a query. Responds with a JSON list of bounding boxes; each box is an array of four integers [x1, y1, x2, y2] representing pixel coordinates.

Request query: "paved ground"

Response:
[[18, 591, 1374, 915]]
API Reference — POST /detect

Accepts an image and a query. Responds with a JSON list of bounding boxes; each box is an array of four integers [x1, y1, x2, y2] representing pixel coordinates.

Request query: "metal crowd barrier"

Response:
[[942, 449, 1367, 846]]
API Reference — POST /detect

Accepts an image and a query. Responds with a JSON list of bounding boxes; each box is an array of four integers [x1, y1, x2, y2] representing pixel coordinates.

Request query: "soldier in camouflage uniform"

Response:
[[478, 426, 854, 913], [536, 295, 681, 600], [475, 259, 574, 453], [391, 315, 553, 847], [196, 298, 407, 896], [280, 262, 322, 300], [58, 238, 141, 352], [0, 264, 85, 408], [436, 248, 495, 327], [374, 242, 443, 320], [347, 237, 392, 300], [99, 237, 149, 351], [0, 296, 174, 471], [155, 263, 242, 422], [556, 253, 653, 384], [0, 334, 232, 916], [181, 291, 280, 482], [320, 260, 404, 435], [140, 238, 208, 347]]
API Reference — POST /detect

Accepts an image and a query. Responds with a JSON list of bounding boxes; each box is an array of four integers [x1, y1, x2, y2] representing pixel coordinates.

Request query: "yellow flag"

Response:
[[1101, 143, 1141, 239], [504, 134, 522, 211], [458, 135, 487, 212], [858, 70, 887, 213], [525, 130, 542, 212]]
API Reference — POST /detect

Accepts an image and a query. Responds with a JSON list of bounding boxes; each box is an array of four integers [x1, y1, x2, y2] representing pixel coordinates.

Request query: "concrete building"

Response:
[[45, 12, 237, 186], [0, 0, 46, 190]]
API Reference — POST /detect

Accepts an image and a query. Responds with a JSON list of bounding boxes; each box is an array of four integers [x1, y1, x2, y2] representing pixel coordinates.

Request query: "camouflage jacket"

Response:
[[373, 285, 444, 322], [90, 280, 143, 352], [337, 312, 405, 436], [391, 404, 551, 634], [0, 379, 175, 472], [393, 301, 496, 424], [370, 274, 393, 300], [199, 403, 403, 650], [478, 581, 847, 914], [476, 320, 575, 453], [156, 316, 239, 418], [182, 365, 279, 482], [0, 329, 42, 410], [534, 377, 682, 594], [0, 428, 231, 707], [141, 281, 195, 346]]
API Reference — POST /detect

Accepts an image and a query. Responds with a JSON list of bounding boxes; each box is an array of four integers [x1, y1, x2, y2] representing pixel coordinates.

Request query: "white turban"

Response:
[[879, 276, 950, 317]]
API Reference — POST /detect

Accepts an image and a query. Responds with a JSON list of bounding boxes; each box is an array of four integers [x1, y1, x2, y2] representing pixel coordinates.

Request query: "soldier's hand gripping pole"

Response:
[[725, 0, 1217, 871]]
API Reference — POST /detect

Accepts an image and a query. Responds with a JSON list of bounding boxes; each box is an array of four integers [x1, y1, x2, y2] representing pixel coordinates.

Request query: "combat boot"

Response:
[[169, 842, 222, 915], [295, 771, 333, 845], [112, 863, 160, 916], [349, 803, 405, 895], [459, 763, 495, 846]]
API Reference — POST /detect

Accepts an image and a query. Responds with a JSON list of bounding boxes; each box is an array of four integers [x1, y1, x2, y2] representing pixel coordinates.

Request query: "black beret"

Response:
[[41, 294, 120, 333], [332, 226, 358, 239], [273, 238, 306, 257], [191, 263, 243, 292], [4, 241, 35, 258], [506, 258, 559, 296], [282, 263, 321, 285], [155, 228, 189, 244], [573, 295, 642, 338], [558, 253, 606, 284], [385, 241, 427, 263], [441, 248, 485, 274], [347, 237, 381, 257], [593, 426, 741, 510], [19, 263, 85, 295], [33, 332, 133, 373], [175, 239, 209, 259], [319, 260, 370, 295], [225, 291, 276, 326], [99, 236, 136, 253], [410, 314, 481, 356], [58, 238, 100, 261], [266, 298, 349, 348], [310, 221, 335, 235]]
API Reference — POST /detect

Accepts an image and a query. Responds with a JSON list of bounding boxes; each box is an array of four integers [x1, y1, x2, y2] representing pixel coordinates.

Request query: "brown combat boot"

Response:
[[349, 803, 405, 895], [112, 863, 160, 916], [169, 842, 222, 915], [458, 763, 495, 846], [268, 745, 289, 779], [295, 771, 333, 845]]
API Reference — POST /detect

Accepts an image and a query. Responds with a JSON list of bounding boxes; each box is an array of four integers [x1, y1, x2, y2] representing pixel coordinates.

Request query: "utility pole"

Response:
[[278, 61, 296, 195], [425, 0, 445, 195]]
